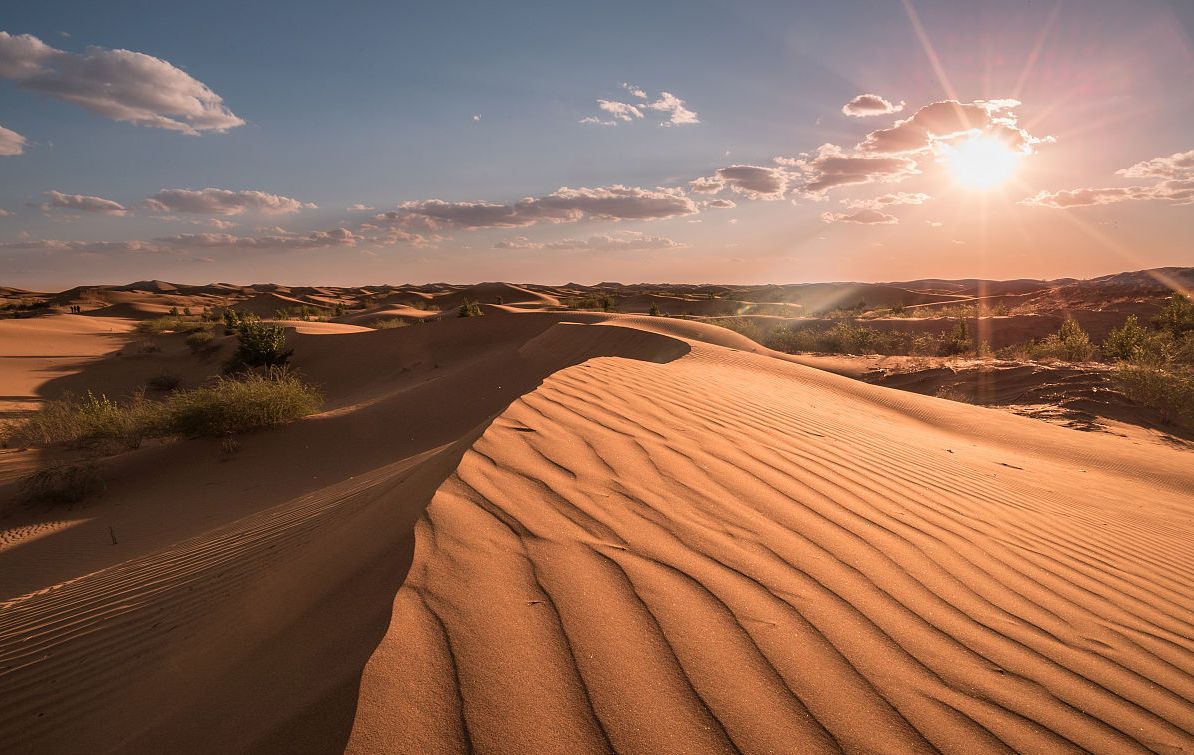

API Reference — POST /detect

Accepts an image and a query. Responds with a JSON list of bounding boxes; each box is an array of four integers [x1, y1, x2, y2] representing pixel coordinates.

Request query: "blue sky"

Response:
[[1, 0, 1192, 287]]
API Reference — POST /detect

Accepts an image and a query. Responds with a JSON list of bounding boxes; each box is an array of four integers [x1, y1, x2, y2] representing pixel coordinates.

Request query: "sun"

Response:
[[944, 136, 1021, 189]]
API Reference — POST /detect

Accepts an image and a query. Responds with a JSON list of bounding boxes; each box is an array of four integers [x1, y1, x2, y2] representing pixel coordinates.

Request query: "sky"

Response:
[[0, 0, 1192, 288]]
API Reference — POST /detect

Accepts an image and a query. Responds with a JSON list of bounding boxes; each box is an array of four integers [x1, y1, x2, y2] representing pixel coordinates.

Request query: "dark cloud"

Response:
[[782, 144, 920, 194]]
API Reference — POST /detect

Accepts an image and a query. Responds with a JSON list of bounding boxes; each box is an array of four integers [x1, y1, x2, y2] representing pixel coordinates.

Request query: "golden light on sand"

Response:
[[944, 135, 1021, 189]]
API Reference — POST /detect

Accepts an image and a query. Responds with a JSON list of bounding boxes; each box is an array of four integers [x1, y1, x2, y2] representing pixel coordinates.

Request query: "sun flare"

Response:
[[944, 136, 1021, 189]]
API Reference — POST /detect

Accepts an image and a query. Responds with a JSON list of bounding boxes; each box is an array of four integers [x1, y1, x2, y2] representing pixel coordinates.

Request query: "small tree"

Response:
[[232, 320, 292, 368], [1103, 315, 1148, 362], [458, 300, 483, 318], [222, 308, 241, 334], [648, 303, 661, 317], [1054, 318, 1094, 361], [1153, 292, 1194, 336]]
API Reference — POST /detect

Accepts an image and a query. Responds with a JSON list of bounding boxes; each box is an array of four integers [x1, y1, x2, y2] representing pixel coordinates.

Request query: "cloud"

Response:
[[843, 191, 930, 210], [621, 82, 647, 99], [144, 188, 316, 216], [2, 226, 364, 256], [820, 208, 899, 225], [39, 190, 128, 215], [0, 209, 11, 217], [471, 114, 481, 122], [0, 124, 26, 155], [648, 91, 699, 126], [857, 99, 1045, 155], [376, 184, 697, 231], [710, 165, 788, 199], [156, 227, 360, 250], [579, 115, 617, 126], [1021, 147, 1194, 208], [688, 176, 725, 194], [1115, 149, 1194, 180], [597, 99, 644, 122], [702, 198, 736, 209], [842, 94, 904, 118], [495, 231, 683, 251], [347, 203, 375, 212], [782, 143, 920, 194], [0, 31, 243, 134]]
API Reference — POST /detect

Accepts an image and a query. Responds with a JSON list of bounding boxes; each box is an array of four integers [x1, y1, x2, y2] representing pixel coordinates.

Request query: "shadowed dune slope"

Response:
[[0, 314, 1191, 754]]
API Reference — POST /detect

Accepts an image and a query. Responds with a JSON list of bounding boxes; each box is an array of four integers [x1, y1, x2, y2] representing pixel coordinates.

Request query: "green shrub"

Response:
[[458, 300, 483, 318], [186, 329, 215, 351], [164, 368, 322, 437], [232, 320, 292, 368], [136, 316, 209, 335], [372, 318, 409, 329], [4, 369, 321, 448], [6, 391, 165, 448], [19, 464, 106, 504], [1153, 292, 1194, 336], [1103, 315, 1149, 362], [649, 303, 661, 316], [1116, 364, 1194, 426]]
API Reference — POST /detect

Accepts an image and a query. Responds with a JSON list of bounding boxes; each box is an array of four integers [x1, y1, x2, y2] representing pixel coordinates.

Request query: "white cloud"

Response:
[[782, 143, 920, 194], [144, 188, 316, 216], [1115, 149, 1194, 180], [597, 99, 644, 122], [1022, 147, 1194, 208], [842, 93, 904, 118], [347, 203, 375, 212], [471, 114, 481, 122], [843, 192, 930, 210], [820, 208, 899, 225], [0, 124, 26, 155], [0, 31, 243, 134], [495, 230, 683, 251], [0, 209, 11, 217], [376, 184, 697, 231], [621, 82, 647, 99], [39, 190, 128, 215], [857, 98, 1047, 155], [648, 91, 699, 126], [579, 115, 616, 126], [1, 227, 363, 255]]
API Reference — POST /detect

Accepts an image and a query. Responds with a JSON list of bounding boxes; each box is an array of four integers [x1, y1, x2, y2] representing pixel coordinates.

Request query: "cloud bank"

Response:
[[1022, 148, 1194, 208], [144, 189, 317, 216], [39, 190, 128, 215]]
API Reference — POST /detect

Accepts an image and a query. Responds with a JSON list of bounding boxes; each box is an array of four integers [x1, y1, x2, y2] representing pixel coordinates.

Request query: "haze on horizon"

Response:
[[1, 0, 1192, 289]]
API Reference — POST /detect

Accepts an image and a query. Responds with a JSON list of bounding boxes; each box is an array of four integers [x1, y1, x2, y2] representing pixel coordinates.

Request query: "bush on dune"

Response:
[[3, 368, 321, 449], [230, 319, 292, 368], [19, 464, 106, 504]]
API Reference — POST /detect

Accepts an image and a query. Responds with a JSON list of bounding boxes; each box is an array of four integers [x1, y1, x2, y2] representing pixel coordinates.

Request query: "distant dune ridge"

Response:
[[0, 270, 1191, 753]]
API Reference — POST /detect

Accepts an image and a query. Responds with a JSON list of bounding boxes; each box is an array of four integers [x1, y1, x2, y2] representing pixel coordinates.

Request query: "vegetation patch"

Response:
[[3, 368, 322, 449], [18, 464, 106, 505]]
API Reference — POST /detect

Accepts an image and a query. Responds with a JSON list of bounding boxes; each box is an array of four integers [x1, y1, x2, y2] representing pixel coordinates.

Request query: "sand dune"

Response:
[[0, 305, 1191, 753]]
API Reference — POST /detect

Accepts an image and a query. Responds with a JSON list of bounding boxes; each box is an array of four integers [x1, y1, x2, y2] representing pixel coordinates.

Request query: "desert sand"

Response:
[[0, 277, 1191, 753]]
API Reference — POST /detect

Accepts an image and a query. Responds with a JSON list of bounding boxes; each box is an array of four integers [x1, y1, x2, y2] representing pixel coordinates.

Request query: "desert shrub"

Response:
[[1019, 318, 1094, 361], [19, 464, 106, 504], [649, 303, 662, 316], [147, 373, 182, 392], [1103, 315, 1149, 362], [1115, 364, 1194, 426], [231, 319, 292, 368], [5, 370, 321, 448], [1152, 292, 1194, 336], [458, 300, 484, 318], [372, 318, 409, 329], [222, 308, 241, 333], [164, 368, 322, 436], [186, 329, 215, 351], [6, 391, 166, 448], [136, 316, 209, 335]]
